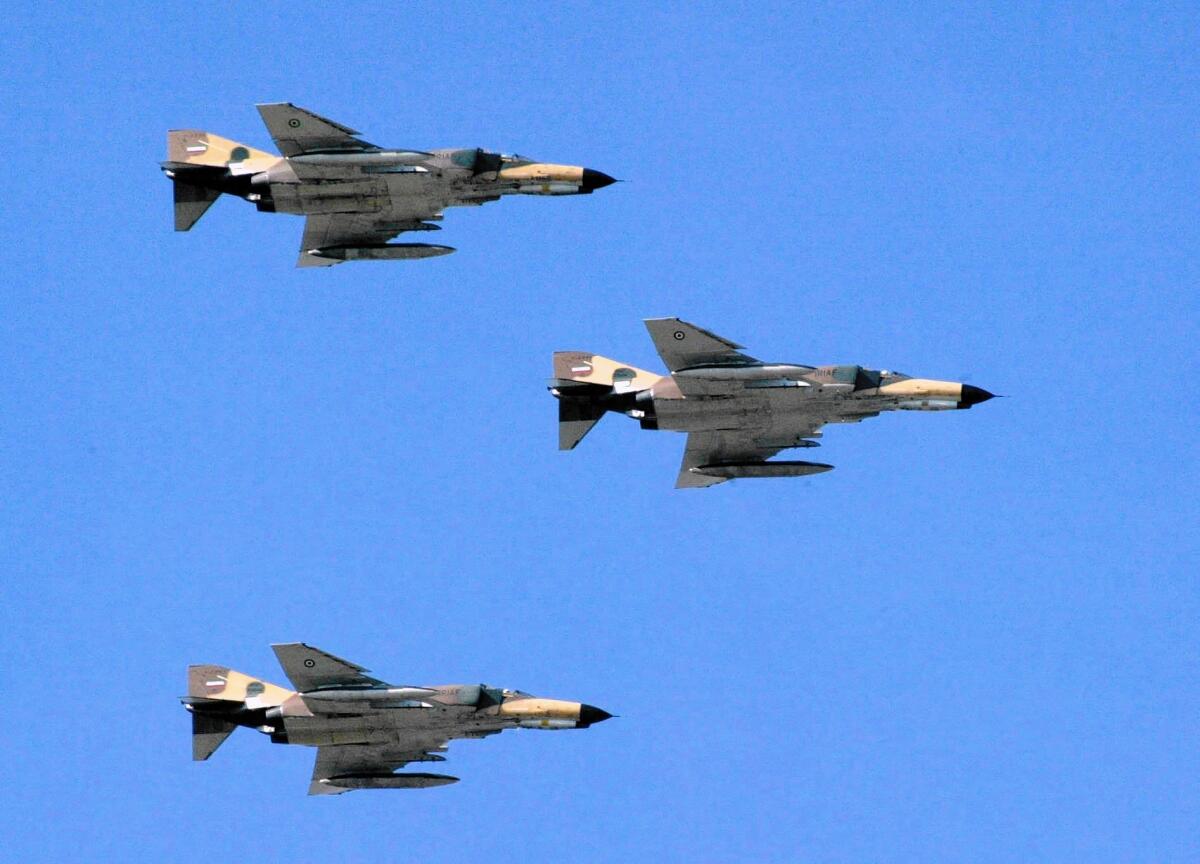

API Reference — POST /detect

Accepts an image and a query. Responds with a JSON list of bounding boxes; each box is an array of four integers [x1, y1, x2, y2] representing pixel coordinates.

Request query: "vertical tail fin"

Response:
[[185, 664, 293, 761], [550, 352, 662, 450], [187, 663, 292, 704], [164, 130, 276, 231], [552, 352, 662, 391], [167, 130, 276, 168]]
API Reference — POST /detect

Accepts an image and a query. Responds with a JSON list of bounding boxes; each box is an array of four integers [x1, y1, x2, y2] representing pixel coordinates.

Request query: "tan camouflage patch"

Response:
[[876, 378, 964, 399], [553, 351, 662, 391], [167, 130, 278, 172], [497, 698, 583, 720], [496, 163, 586, 183], [187, 664, 294, 706]]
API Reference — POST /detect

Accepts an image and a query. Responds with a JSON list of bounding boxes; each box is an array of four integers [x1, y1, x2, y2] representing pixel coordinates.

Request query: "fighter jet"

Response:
[[182, 643, 612, 794], [161, 102, 616, 267], [550, 318, 995, 488]]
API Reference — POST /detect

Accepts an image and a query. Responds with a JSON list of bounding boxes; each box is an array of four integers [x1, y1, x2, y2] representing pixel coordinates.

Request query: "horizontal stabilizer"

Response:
[[173, 181, 220, 231], [192, 713, 236, 761], [558, 398, 606, 450]]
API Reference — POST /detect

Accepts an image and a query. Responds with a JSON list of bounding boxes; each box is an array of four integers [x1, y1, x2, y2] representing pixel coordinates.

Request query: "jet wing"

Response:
[[645, 318, 759, 372], [676, 426, 831, 488], [677, 430, 784, 488], [271, 643, 387, 691], [256, 103, 377, 156], [309, 739, 454, 795], [298, 212, 445, 267]]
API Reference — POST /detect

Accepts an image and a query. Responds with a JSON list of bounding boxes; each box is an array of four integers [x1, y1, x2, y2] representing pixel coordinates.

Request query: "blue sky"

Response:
[[2, 3, 1197, 861]]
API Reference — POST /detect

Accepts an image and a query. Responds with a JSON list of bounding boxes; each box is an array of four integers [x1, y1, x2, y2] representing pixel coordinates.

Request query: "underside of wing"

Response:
[[297, 213, 454, 267], [677, 431, 781, 489], [645, 318, 759, 372], [676, 428, 832, 488], [257, 103, 377, 156], [271, 643, 387, 691], [310, 739, 457, 795]]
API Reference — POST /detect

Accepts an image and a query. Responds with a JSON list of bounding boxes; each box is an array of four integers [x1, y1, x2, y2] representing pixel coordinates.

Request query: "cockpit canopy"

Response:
[[455, 684, 532, 707], [823, 365, 910, 389], [448, 149, 535, 174], [827, 365, 880, 390]]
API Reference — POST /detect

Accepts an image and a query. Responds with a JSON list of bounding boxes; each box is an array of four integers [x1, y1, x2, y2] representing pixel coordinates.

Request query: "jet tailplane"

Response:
[[550, 351, 662, 449], [192, 712, 237, 761], [558, 395, 606, 450], [183, 663, 294, 760], [173, 179, 221, 231]]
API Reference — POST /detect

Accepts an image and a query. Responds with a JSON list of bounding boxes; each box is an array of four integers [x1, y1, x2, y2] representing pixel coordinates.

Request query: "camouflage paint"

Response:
[[550, 318, 995, 488], [182, 643, 611, 794], [162, 103, 615, 267]]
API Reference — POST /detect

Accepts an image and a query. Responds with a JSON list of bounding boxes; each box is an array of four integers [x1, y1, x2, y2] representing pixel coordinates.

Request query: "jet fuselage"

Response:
[[162, 147, 614, 218], [550, 319, 995, 486], [633, 364, 992, 434], [163, 103, 616, 265], [184, 682, 608, 749]]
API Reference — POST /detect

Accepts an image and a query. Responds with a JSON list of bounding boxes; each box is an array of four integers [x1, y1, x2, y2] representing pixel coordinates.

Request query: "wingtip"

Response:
[[297, 254, 340, 269], [308, 780, 348, 796], [675, 468, 728, 489]]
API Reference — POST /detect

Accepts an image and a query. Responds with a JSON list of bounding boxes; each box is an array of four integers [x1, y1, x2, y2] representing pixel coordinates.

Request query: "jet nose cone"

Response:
[[580, 169, 617, 192], [959, 384, 995, 408], [578, 704, 613, 727]]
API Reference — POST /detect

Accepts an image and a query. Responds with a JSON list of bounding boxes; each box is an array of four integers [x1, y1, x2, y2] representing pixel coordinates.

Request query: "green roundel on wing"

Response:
[[229, 146, 250, 163], [612, 367, 636, 382]]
